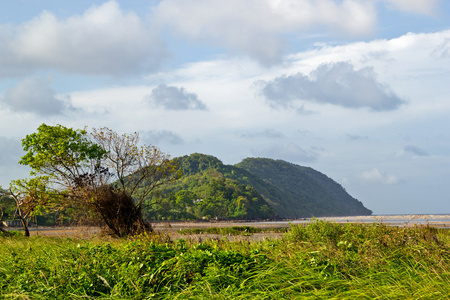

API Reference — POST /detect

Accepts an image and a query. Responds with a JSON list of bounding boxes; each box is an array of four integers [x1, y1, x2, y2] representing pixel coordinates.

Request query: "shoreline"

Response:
[[3, 214, 450, 237]]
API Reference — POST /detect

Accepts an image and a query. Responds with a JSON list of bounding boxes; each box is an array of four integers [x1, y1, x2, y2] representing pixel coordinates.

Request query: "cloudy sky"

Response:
[[1, 0, 449, 215]]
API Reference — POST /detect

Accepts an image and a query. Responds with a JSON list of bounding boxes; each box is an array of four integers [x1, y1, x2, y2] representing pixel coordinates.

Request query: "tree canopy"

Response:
[[19, 124, 106, 188]]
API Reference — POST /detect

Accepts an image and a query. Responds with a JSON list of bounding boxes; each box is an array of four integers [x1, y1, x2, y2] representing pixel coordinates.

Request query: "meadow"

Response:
[[1, 221, 449, 299]]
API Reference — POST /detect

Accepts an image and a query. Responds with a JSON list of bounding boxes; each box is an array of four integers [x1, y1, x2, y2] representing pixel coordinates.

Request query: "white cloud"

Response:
[[146, 84, 207, 111], [260, 61, 405, 111], [0, 1, 166, 76], [2, 77, 74, 116], [360, 168, 399, 185], [141, 130, 184, 145], [154, 0, 376, 64]]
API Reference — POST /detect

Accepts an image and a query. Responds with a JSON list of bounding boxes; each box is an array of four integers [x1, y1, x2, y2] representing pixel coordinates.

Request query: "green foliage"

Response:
[[146, 165, 275, 220], [174, 153, 223, 176], [285, 221, 450, 286], [0, 222, 449, 299], [0, 236, 268, 298], [9, 176, 60, 216], [142, 153, 371, 221], [13, 124, 107, 230], [0, 187, 15, 221], [19, 123, 106, 178], [236, 157, 372, 217], [178, 226, 289, 235], [7, 177, 64, 236]]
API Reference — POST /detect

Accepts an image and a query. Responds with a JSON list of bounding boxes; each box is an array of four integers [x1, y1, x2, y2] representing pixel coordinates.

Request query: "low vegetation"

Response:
[[177, 225, 288, 235], [1, 221, 449, 299]]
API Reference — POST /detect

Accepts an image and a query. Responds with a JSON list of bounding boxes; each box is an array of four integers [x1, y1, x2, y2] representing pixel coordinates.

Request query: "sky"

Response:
[[1, 0, 450, 215]]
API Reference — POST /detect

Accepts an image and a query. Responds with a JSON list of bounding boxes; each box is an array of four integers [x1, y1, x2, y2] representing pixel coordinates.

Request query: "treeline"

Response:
[[144, 168, 274, 221]]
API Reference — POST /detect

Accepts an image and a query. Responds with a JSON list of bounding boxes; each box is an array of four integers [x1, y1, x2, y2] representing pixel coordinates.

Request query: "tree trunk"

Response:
[[18, 216, 30, 237]]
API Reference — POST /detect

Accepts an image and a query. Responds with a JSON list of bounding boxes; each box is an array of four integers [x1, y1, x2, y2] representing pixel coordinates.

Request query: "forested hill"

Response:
[[144, 153, 371, 220], [235, 157, 372, 218]]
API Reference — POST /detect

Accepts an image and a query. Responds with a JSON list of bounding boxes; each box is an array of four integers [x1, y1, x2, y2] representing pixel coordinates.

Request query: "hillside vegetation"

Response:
[[236, 157, 372, 217], [142, 153, 371, 220]]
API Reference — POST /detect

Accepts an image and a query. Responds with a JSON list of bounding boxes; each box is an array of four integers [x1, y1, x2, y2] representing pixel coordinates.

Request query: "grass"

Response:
[[0, 220, 449, 299], [177, 225, 288, 235]]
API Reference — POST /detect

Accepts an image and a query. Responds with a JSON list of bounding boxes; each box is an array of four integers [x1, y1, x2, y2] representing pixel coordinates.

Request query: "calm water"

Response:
[[160, 214, 450, 231]]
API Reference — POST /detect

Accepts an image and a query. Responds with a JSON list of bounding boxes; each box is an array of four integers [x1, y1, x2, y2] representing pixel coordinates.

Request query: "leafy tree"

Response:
[[18, 124, 180, 236], [8, 177, 59, 236]]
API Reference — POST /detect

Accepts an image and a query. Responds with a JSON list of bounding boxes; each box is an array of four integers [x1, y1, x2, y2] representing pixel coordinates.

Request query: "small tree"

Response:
[[8, 177, 58, 237], [18, 123, 180, 236]]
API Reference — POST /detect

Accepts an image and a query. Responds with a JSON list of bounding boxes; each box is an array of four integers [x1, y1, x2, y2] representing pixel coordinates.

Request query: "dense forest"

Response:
[[142, 153, 372, 220], [236, 157, 372, 217]]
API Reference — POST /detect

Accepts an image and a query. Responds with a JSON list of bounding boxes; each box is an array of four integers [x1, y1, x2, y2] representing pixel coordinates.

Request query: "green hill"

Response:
[[235, 158, 372, 217], [142, 153, 371, 220], [143, 154, 275, 221]]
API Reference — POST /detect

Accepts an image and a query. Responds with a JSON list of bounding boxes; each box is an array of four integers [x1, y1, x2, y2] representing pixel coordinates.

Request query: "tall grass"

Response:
[[1, 221, 449, 299]]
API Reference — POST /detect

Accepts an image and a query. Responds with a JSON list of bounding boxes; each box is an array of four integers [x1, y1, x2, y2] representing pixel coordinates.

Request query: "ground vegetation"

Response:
[[0, 221, 449, 299]]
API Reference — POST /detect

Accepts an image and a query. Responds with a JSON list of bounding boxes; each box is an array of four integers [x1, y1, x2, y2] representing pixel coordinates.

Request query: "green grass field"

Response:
[[1, 221, 449, 299]]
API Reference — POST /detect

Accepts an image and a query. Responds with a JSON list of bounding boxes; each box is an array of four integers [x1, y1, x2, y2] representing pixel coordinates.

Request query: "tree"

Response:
[[83, 127, 180, 236], [18, 124, 180, 236], [8, 177, 59, 237], [91, 127, 180, 213]]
